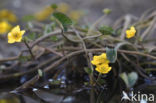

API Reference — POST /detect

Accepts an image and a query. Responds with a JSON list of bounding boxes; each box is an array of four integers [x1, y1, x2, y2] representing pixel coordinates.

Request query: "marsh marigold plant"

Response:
[[69, 10, 83, 21], [8, 25, 25, 43], [91, 53, 112, 74], [0, 21, 11, 34], [126, 26, 136, 39], [35, 6, 54, 21], [0, 9, 17, 23], [57, 3, 70, 13]]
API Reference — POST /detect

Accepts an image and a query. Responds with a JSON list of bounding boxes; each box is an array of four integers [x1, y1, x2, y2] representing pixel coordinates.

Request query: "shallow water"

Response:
[[0, 73, 155, 103]]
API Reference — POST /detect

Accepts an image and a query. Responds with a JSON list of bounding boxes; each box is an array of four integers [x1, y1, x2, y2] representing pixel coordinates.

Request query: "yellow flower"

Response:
[[91, 53, 109, 65], [126, 26, 136, 39], [0, 21, 12, 34], [57, 3, 70, 13], [8, 25, 25, 43], [91, 53, 111, 74], [0, 9, 17, 23], [35, 6, 54, 21], [95, 63, 112, 74], [69, 10, 83, 21]]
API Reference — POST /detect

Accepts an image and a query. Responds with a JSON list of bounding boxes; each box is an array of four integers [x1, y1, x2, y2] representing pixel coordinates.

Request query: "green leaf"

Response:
[[97, 78, 106, 84], [23, 36, 29, 42], [44, 25, 52, 34], [19, 55, 31, 62], [44, 23, 56, 35], [103, 8, 111, 15], [128, 72, 138, 88], [98, 26, 115, 35], [38, 69, 43, 77], [50, 80, 61, 85], [84, 67, 93, 74], [50, 36, 58, 42], [53, 12, 73, 31], [22, 15, 35, 22], [27, 22, 34, 29], [0, 65, 6, 70], [27, 32, 36, 40], [120, 72, 138, 88], [120, 73, 129, 87], [106, 48, 117, 63], [51, 4, 58, 9]]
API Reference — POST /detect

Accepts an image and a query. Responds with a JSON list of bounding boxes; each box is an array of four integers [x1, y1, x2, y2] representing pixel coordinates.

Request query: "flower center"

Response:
[[13, 33, 20, 39]]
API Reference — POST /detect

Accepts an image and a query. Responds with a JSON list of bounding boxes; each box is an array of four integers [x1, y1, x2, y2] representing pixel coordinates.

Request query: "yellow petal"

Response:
[[35, 6, 54, 21], [8, 33, 15, 43], [126, 34, 130, 39], [11, 25, 20, 33], [126, 26, 136, 39], [126, 30, 130, 34], [95, 63, 112, 74], [8, 33, 13, 39], [8, 13, 17, 22], [101, 53, 107, 58], [15, 37, 22, 42], [91, 53, 110, 66], [104, 67, 112, 73], [91, 60, 98, 65], [8, 38, 15, 43], [20, 30, 25, 36], [95, 67, 101, 73], [130, 26, 135, 30], [57, 3, 70, 13]]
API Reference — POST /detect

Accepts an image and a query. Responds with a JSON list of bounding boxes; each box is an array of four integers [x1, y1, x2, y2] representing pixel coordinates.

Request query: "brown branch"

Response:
[[140, 16, 156, 40], [14, 48, 156, 91], [0, 50, 26, 63], [120, 15, 131, 40], [0, 56, 19, 63], [30, 30, 61, 48], [30, 30, 75, 48], [23, 39, 35, 60], [0, 56, 60, 80]]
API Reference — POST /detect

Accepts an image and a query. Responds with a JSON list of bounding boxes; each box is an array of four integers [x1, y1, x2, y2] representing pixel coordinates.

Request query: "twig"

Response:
[[30, 30, 75, 48], [23, 39, 35, 60], [40, 46, 63, 57], [61, 29, 80, 43], [121, 53, 151, 79], [120, 15, 131, 40], [14, 48, 156, 91], [73, 27, 94, 85], [0, 56, 18, 63], [87, 15, 106, 35], [140, 17, 156, 40], [30, 30, 61, 48], [0, 50, 26, 63], [0, 56, 60, 80]]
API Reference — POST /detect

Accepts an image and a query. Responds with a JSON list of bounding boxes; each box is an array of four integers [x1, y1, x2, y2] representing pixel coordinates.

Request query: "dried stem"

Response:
[[23, 39, 35, 60]]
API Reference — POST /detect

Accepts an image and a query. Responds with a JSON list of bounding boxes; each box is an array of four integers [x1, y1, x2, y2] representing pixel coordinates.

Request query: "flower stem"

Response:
[[23, 39, 35, 60], [97, 73, 101, 82]]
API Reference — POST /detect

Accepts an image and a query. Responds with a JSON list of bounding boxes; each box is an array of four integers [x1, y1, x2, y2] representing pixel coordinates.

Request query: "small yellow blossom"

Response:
[[91, 53, 111, 74], [95, 63, 112, 74], [35, 6, 54, 21], [91, 53, 109, 65], [8, 25, 25, 43], [57, 3, 70, 13], [0, 9, 17, 23], [69, 10, 83, 21], [126, 26, 136, 39], [0, 21, 12, 34]]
